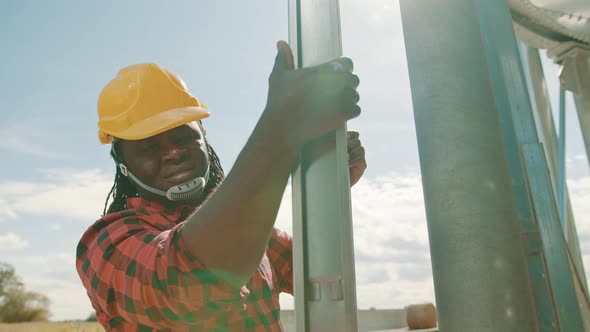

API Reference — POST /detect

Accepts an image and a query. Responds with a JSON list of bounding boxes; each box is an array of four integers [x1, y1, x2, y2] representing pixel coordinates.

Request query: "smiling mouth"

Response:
[[165, 168, 197, 184]]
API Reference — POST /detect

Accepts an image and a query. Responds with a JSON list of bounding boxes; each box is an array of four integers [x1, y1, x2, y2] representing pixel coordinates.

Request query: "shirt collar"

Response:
[[126, 197, 195, 223]]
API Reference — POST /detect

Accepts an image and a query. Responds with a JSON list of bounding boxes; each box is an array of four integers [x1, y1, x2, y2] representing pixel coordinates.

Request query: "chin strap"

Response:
[[119, 163, 210, 201], [111, 145, 209, 201]]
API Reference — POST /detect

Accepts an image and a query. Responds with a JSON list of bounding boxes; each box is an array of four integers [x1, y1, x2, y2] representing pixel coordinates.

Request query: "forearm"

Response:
[[180, 40, 360, 286], [181, 108, 299, 286]]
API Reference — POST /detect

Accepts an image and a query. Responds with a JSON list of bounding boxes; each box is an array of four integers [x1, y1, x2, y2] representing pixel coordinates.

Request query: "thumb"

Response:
[[272, 41, 294, 73]]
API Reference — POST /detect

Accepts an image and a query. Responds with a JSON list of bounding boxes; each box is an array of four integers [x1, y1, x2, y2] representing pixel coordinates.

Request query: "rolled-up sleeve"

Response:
[[266, 228, 293, 294], [76, 216, 248, 329]]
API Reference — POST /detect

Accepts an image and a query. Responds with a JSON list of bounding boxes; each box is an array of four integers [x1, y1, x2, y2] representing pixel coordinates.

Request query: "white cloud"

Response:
[[0, 198, 18, 222], [339, 0, 411, 111], [568, 177, 590, 284], [341, 0, 406, 67], [337, 0, 420, 174], [0, 232, 28, 250], [567, 154, 589, 170], [569, 177, 590, 247], [351, 173, 433, 309], [0, 168, 113, 222], [0, 118, 62, 158], [49, 224, 62, 231], [277, 172, 434, 310]]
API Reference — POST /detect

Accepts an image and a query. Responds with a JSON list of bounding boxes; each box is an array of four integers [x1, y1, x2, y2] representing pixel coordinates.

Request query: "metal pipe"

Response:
[[573, 95, 590, 169], [558, 87, 567, 235], [521, 44, 588, 294], [399, 1, 539, 330], [520, 45, 559, 190], [288, 1, 358, 331]]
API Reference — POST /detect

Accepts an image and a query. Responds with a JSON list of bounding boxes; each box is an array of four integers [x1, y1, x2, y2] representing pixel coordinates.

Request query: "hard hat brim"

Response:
[[98, 106, 210, 144]]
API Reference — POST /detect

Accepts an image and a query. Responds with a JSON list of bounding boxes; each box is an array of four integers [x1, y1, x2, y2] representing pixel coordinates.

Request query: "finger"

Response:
[[303, 104, 357, 139], [347, 138, 361, 150], [347, 131, 359, 140], [273, 41, 294, 73], [343, 104, 362, 120], [349, 73, 360, 89], [272, 46, 288, 73], [349, 89, 360, 104], [349, 158, 365, 168], [348, 145, 365, 162], [332, 57, 354, 73], [306, 57, 354, 75], [319, 72, 359, 91], [340, 88, 360, 112], [348, 146, 365, 163], [349, 154, 367, 168], [277, 41, 295, 69], [305, 74, 349, 104], [348, 142, 364, 155]]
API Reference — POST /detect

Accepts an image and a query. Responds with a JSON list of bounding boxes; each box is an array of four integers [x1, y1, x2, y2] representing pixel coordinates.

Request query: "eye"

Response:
[[176, 134, 201, 146], [142, 144, 160, 153]]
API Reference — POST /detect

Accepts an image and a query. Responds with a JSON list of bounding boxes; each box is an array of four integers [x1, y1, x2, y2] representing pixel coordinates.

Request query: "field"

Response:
[[0, 322, 104, 332], [0, 309, 407, 331]]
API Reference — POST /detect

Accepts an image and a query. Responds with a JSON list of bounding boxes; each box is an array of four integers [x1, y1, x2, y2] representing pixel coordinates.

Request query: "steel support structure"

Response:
[[288, 1, 358, 331], [519, 45, 588, 293], [574, 96, 590, 167], [544, 42, 590, 299], [400, 0, 584, 330], [557, 87, 567, 233], [548, 42, 590, 168]]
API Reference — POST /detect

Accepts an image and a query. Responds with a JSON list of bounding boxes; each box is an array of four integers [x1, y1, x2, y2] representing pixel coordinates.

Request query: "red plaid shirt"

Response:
[[76, 197, 293, 331]]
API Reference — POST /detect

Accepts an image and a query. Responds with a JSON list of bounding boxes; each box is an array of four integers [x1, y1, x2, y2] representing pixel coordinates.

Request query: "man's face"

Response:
[[120, 122, 209, 200]]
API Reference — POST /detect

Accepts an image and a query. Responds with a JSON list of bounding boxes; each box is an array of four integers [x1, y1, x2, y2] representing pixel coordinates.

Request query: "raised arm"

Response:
[[180, 41, 361, 287]]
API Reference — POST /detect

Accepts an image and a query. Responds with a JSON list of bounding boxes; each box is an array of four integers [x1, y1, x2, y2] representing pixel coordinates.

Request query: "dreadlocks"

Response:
[[102, 122, 225, 215]]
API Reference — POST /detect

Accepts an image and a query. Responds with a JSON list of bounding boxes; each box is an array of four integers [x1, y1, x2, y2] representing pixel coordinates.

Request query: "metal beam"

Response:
[[519, 45, 559, 202], [399, 1, 538, 330], [519, 44, 588, 293], [574, 95, 590, 168], [400, 0, 584, 330], [547, 42, 590, 168], [558, 87, 567, 234], [289, 1, 358, 331], [454, 1, 585, 329]]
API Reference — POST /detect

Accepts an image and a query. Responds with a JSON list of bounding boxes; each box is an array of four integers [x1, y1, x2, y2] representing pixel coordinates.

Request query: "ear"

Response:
[[196, 120, 206, 136], [110, 141, 125, 164]]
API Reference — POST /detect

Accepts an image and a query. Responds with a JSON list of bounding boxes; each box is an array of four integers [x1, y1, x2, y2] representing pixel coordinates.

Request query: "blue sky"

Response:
[[1, 0, 589, 322]]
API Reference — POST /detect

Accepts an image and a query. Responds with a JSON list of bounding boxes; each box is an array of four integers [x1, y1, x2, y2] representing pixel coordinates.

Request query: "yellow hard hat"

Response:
[[97, 63, 210, 144]]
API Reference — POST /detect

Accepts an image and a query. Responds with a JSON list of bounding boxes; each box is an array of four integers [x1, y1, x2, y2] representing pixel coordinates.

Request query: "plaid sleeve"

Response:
[[76, 213, 249, 329], [267, 228, 293, 294]]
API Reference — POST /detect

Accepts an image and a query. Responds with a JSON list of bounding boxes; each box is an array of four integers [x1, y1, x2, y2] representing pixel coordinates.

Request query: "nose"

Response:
[[162, 143, 188, 163]]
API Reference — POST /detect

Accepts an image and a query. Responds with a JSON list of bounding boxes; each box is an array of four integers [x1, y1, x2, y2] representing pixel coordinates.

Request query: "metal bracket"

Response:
[[308, 277, 344, 302], [547, 42, 590, 94]]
